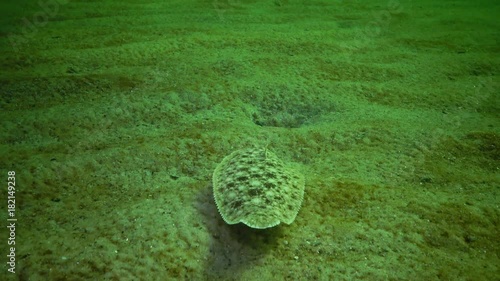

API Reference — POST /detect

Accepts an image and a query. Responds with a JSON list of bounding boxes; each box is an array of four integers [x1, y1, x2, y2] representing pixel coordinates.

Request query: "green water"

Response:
[[0, 0, 498, 280]]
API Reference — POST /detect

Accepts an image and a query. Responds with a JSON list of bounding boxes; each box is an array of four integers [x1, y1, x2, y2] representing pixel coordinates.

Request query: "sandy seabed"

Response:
[[0, 0, 498, 280]]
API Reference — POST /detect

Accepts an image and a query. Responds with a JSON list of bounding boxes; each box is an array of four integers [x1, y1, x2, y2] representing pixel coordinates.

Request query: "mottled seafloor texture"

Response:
[[0, 0, 498, 280]]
